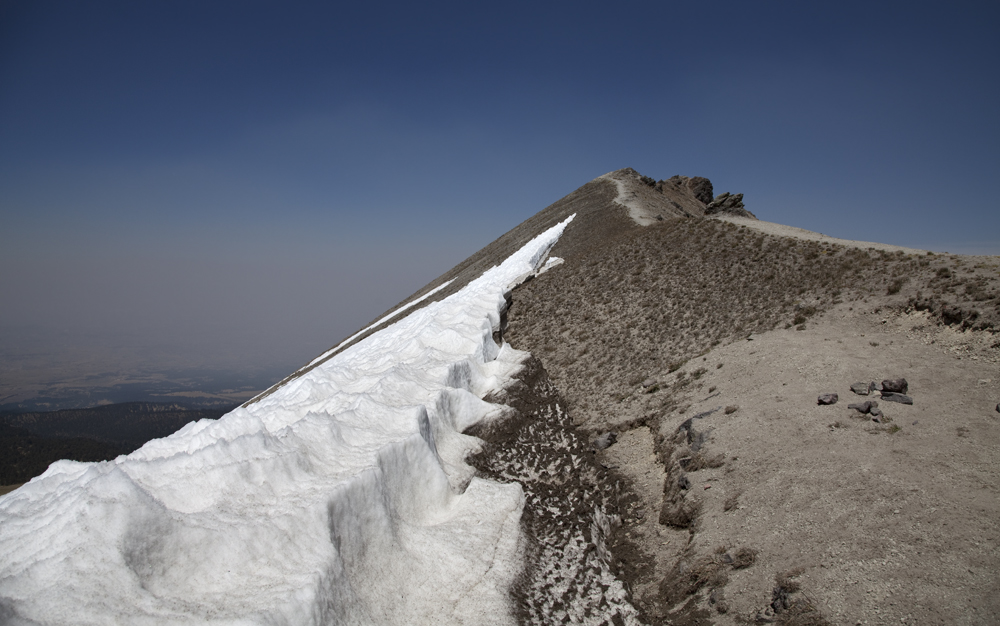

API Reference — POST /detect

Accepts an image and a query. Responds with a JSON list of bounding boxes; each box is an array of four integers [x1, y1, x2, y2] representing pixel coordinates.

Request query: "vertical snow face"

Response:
[[0, 217, 574, 626]]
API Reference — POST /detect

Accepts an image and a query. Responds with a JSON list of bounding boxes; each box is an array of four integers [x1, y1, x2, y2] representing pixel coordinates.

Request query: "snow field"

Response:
[[0, 216, 574, 625]]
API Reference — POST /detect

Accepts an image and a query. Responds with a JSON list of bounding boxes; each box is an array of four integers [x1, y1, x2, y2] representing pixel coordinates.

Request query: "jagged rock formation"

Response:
[[596, 168, 754, 224], [705, 191, 756, 219]]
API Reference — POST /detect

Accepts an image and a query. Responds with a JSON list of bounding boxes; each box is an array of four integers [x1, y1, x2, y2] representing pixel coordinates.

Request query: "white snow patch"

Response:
[[535, 256, 563, 275], [0, 216, 574, 625]]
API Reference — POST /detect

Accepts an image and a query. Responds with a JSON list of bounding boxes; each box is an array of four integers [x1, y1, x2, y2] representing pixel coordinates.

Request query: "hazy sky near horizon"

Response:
[[2, 1, 998, 382]]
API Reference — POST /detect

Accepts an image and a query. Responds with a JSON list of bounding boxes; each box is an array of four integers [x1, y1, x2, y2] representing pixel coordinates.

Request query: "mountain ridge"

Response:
[[246, 166, 999, 622], [3, 168, 998, 624]]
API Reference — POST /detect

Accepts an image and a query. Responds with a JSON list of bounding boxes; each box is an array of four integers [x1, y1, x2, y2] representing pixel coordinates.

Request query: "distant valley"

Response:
[[0, 358, 287, 413], [0, 402, 232, 486]]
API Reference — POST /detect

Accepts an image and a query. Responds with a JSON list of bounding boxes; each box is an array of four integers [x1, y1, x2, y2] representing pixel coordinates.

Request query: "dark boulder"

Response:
[[881, 392, 913, 405], [687, 176, 714, 205], [941, 305, 965, 325], [818, 393, 839, 405], [882, 378, 909, 394]]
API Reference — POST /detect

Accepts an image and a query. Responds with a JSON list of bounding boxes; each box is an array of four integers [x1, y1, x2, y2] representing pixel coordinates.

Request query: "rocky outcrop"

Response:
[[705, 192, 757, 219], [686, 176, 714, 205], [657, 175, 714, 206]]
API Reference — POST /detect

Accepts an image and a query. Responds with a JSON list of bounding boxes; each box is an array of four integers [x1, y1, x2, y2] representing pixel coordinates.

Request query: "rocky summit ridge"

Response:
[[598, 168, 756, 224], [256, 167, 999, 625]]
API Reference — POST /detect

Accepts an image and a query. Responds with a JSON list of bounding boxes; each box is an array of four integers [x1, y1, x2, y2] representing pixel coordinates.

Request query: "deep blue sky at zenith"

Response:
[[1, 1, 998, 385]]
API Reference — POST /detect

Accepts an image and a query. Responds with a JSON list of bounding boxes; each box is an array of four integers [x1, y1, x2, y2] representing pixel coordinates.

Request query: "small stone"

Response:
[[995, 403, 999, 413], [850, 382, 870, 396], [818, 393, 839, 405], [594, 432, 618, 450], [882, 378, 909, 394], [869, 381, 879, 393], [870, 407, 883, 418], [881, 392, 913, 405], [848, 400, 878, 414]]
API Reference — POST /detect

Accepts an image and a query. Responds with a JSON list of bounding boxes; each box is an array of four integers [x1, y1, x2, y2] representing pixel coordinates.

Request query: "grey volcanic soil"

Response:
[[498, 172, 1000, 624], [258, 168, 1000, 624]]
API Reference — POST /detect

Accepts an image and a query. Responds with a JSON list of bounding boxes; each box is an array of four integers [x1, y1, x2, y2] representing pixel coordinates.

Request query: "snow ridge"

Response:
[[0, 216, 574, 625]]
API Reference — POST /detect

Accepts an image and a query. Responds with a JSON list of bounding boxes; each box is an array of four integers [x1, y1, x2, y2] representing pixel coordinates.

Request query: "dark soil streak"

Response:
[[467, 355, 653, 625]]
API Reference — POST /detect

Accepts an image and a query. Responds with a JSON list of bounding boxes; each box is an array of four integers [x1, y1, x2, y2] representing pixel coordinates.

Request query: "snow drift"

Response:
[[0, 216, 574, 626]]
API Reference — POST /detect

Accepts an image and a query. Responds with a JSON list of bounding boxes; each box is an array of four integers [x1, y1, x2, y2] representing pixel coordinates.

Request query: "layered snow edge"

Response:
[[0, 216, 575, 626]]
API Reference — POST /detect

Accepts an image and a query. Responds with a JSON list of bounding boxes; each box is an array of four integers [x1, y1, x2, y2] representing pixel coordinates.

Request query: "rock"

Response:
[[869, 381, 879, 393], [941, 304, 964, 325], [881, 392, 913, 405], [850, 382, 870, 396], [593, 432, 617, 450], [641, 378, 656, 388], [704, 192, 757, 219], [848, 400, 878, 414], [687, 176, 714, 205], [870, 407, 884, 419], [882, 378, 909, 394], [817, 393, 839, 405], [995, 403, 999, 413], [677, 473, 691, 490]]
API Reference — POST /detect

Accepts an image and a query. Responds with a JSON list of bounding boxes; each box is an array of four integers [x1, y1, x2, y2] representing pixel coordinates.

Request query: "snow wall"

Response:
[[0, 216, 574, 626]]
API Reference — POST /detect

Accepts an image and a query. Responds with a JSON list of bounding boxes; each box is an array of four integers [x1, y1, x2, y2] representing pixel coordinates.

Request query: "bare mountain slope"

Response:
[[247, 167, 707, 405], [494, 172, 999, 624], [255, 167, 1000, 624]]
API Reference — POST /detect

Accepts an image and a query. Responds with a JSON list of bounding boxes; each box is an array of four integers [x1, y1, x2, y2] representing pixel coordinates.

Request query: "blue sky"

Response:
[[1, 1, 998, 386]]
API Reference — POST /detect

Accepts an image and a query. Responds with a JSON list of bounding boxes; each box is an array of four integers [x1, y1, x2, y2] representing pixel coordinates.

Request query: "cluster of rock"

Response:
[[854, 378, 912, 404], [704, 192, 757, 219], [620, 168, 758, 220], [818, 378, 913, 423]]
